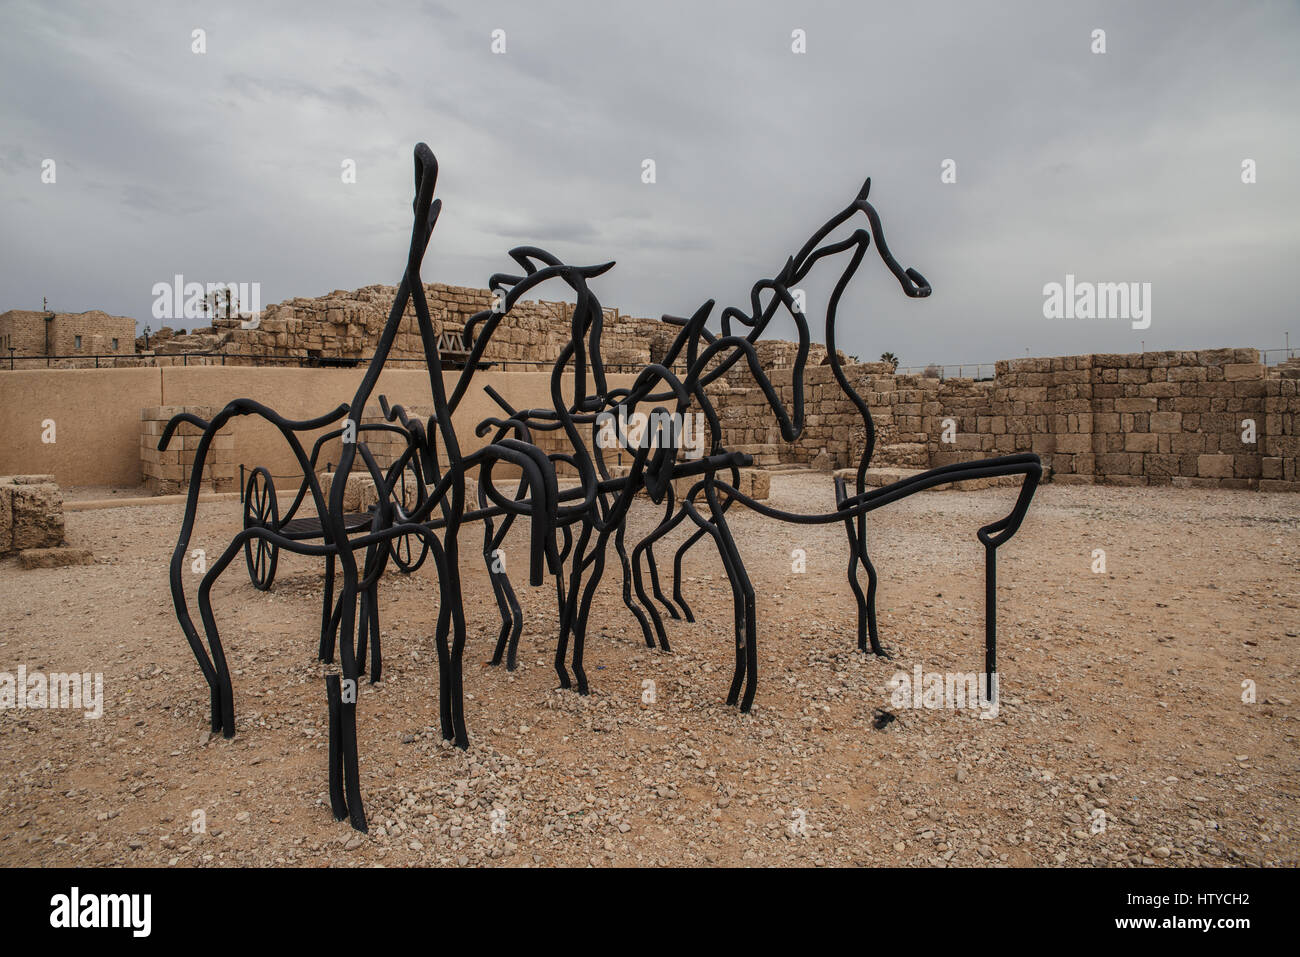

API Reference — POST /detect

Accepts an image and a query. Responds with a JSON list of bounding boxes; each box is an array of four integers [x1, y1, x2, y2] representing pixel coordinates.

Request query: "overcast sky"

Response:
[[1, 0, 1296, 368]]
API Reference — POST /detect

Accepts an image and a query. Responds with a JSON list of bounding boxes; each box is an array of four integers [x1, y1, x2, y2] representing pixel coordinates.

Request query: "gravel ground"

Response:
[[1, 474, 1296, 867]]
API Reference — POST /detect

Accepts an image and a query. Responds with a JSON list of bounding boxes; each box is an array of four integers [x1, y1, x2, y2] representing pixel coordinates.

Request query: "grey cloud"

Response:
[[225, 73, 384, 112], [0, 0, 1295, 366]]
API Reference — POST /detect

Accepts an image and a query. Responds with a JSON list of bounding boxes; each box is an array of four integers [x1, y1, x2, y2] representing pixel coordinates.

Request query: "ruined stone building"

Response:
[[203, 283, 677, 370], [0, 309, 136, 362], [2, 282, 1297, 492]]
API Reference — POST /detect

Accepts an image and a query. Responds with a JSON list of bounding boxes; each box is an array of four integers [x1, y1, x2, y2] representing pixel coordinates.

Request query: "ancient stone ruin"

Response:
[[0, 474, 90, 568]]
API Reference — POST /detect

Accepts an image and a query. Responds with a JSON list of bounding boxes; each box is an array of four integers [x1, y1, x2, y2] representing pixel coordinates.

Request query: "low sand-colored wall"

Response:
[[1, 367, 162, 487], [0, 366, 635, 489]]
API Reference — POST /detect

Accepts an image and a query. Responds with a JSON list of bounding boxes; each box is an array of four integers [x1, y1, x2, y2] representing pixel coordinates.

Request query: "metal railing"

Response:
[[897, 345, 1297, 380], [895, 362, 997, 381], [1, 350, 652, 373], [7, 347, 1295, 375]]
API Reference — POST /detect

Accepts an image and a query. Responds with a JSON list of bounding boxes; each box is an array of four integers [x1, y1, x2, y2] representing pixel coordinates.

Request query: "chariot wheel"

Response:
[[387, 458, 429, 574], [243, 467, 280, 590]]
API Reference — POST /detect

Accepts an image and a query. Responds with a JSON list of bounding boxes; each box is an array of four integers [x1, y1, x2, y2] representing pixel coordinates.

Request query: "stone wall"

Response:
[[140, 406, 237, 494], [0, 309, 136, 365], [710, 348, 1300, 492], [206, 283, 680, 372], [1263, 375, 1300, 489]]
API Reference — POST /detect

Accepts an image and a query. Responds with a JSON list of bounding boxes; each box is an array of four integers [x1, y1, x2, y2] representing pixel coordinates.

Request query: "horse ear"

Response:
[[856, 176, 871, 201]]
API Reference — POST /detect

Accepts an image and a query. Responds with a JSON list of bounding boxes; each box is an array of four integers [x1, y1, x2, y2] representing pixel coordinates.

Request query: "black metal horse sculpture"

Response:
[[617, 175, 1043, 708], [164, 143, 1039, 831]]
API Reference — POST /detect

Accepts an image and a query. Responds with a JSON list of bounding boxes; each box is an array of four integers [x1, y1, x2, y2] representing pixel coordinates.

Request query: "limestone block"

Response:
[[1056, 433, 1091, 454], [1197, 454, 1234, 478], [1149, 411, 1182, 433], [9, 481, 64, 550], [18, 546, 93, 569], [1114, 397, 1158, 413], [1224, 363, 1263, 381]]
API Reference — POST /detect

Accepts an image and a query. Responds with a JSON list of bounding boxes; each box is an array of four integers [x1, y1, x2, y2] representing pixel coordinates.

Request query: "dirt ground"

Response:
[[0, 474, 1296, 867]]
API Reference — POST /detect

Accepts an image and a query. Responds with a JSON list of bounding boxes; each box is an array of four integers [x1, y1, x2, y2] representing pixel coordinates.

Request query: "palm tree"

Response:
[[879, 351, 899, 372], [204, 285, 237, 325]]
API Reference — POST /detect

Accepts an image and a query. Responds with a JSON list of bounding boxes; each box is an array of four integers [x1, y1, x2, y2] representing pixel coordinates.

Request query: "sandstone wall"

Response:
[[711, 349, 1299, 491], [0, 309, 136, 362], [4, 347, 1296, 493], [206, 282, 679, 373], [930, 349, 1285, 490], [140, 406, 237, 495], [1, 366, 635, 489], [0, 367, 162, 487]]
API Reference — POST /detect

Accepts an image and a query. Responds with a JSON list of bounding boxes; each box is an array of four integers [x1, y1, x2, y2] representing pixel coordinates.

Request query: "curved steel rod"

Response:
[[163, 142, 1039, 832]]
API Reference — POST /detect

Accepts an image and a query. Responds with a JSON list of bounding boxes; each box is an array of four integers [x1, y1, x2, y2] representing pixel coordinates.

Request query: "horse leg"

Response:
[[552, 524, 571, 648], [836, 477, 885, 656], [442, 537, 471, 750], [366, 579, 382, 682], [554, 524, 591, 690], [711, 505, 758, 712], [418, 532, 454, 742], [571, 530, 614, 696], [432, 565, 454, 740], [485, 512, 512, 666], [319, 552, 336, 661], [325, 673, 348, 821], [858, 516, 884, 656], [196, 541, 246, 738], [338, 674, 367, 831], [501, 573, 524, 672], [681, 501, 746, 706], [321, 592, 344, 664], [645, 541, 680, 621], [631, 508, 690, 652], [333, 567, 367, 831], [487, 565, 511, 667], [672, 526, 709, 624], [983, 541, 998, 706], [616, 521, 656, 649], [486, 520, 524, 671], [355, 581, 369, 679], [644, 494, 681, 621]]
